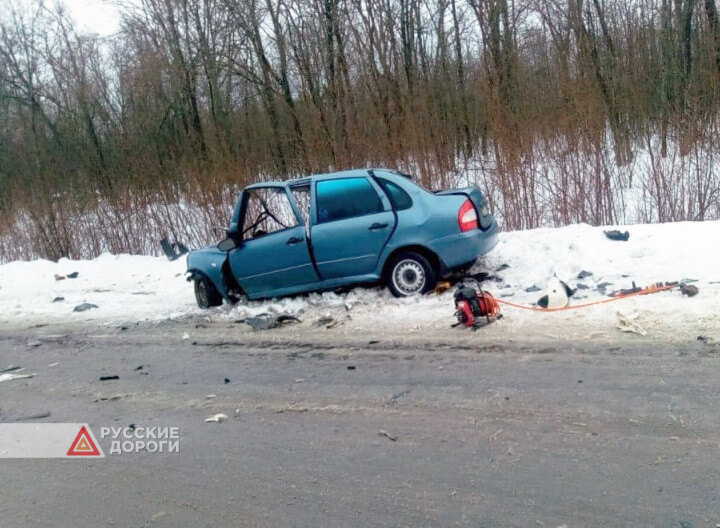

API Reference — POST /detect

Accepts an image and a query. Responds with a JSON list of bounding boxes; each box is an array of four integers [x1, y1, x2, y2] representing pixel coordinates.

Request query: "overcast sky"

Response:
[[63, 0, 121, 36]]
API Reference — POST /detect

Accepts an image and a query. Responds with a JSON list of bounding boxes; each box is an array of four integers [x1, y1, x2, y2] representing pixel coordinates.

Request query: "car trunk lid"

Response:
[[434, 186, 492, 230]]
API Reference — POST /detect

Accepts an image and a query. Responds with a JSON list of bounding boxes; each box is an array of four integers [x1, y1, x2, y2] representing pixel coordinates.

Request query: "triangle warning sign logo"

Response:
[[67, 425, 102, 456]]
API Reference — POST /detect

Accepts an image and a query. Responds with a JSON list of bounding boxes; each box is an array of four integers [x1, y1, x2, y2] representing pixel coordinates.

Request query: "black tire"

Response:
[[194, 274, 223, 309], [386, 252, 437, 297]]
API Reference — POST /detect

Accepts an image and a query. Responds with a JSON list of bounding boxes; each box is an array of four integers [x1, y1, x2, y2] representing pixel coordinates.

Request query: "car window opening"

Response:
[[243, 188, 298, 240]]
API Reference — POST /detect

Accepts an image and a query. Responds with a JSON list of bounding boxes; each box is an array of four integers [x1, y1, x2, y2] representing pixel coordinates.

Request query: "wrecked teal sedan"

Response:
[[187, 169, 498, 307]]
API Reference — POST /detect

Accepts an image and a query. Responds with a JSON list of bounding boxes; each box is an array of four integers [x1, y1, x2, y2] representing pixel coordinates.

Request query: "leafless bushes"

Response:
[[1, 0, 720, 261]]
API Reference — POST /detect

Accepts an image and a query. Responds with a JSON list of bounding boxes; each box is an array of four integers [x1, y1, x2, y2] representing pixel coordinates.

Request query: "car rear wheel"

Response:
[[386, 252, 437, 297], [194, 274, 223, 309]]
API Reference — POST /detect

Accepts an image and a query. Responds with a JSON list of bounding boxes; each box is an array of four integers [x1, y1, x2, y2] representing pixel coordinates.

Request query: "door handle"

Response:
[[368, 223, 388, 231], [286, 236, 304, 245]]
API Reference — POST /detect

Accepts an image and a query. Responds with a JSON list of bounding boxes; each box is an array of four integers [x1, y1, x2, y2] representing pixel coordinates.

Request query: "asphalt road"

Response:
[[0, 321, 719, 527]]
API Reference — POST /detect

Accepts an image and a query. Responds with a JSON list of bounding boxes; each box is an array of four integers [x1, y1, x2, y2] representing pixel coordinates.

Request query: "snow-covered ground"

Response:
[[1, 221, 719, 343]]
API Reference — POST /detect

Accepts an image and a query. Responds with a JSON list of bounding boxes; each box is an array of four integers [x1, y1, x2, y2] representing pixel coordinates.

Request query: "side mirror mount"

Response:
[[217, 238, 237, 252]]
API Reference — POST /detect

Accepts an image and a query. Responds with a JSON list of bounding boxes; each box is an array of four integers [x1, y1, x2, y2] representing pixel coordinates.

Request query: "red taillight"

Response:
[[458, 199, 478, 231]]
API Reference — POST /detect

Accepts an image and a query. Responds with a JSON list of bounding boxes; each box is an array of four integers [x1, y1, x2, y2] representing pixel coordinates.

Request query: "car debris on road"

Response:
[[616, 311, 647, 336], [245, 313, 301, 331], [378, 430, 398, 441], [74, 303, 99, 312], [0, 366, 36, 383], [604, 229, 630, 241]]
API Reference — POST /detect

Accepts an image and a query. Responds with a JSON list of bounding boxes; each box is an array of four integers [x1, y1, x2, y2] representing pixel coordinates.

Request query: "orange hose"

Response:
[[478, 291, 502, 318], [491, 284, 677, 312]]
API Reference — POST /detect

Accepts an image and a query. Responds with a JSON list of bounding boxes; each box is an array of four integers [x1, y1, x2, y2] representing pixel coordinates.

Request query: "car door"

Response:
[[228, 186, 318, 298], [310, 176, 396, 280]]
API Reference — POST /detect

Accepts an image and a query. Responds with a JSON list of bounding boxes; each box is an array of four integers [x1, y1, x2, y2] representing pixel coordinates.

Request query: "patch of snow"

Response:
[[1, 221, 719, 343], [0, 253, 196, 324]]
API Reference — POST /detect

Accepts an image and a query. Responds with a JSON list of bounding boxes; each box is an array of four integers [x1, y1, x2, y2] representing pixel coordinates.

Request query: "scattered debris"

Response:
[[604, 229, 630, 241], [52, 296, 65, 303], [596, 282, 612, 293], [347, 365, 356, 371], [524, 285, 541, 293], [378, 429, 398, 441], [246, 313, 301, 331], [66, 271, 79, 279], [160, 238, 189, 261], [99, 375, 119, 381], [465, 271, 503, 284], [275, 405, 309, 413], [206, 394, 216, 399], [0, 367, 36, 383], [609, 280, 687, 298], [680, 284, 699, 297], [48, 362, 60, 367], [74, 302, 99, 312], [224, 378, 230, 384], [577, 270, 593, 279], [54, 274, 66, 281], [609, 281, 643, 297], [386, 390, 410, 406], [368, 340, 379, 345], [434, 281, 452, 294], [205, 413, 228, 423], [616, 311, 647, 336], [295, 378, 307, 384], [134, 365, 144, 371], [314, 316, 338, 328], [26, 339, 42, 348], [7, 411, 51, 421], [94, 393, 127, 402], [182, 332, 190, 340]]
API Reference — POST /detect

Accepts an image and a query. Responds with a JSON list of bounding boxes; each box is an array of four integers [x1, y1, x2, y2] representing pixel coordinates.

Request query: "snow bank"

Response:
[[1, 221, 719, 342], [0, 253, 196, 324]]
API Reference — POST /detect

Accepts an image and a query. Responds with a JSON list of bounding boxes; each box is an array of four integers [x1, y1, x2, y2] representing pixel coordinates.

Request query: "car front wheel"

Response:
[[194, 274, 223, 309], [386, 252, 437, 297]]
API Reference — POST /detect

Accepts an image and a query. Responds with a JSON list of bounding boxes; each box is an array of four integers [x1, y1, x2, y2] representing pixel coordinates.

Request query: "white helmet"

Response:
[[538, 277, 575, 309]]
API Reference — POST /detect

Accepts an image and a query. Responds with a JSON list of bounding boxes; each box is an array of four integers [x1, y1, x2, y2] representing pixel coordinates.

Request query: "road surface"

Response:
[[0, 320, 718, 527]]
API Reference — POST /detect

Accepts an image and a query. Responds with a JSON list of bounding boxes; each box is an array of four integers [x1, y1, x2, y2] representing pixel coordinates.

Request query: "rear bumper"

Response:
[[426, 218, 499, 271]]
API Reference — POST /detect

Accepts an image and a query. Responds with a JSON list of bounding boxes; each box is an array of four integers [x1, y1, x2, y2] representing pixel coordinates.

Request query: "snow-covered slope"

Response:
[[1, 221, 718, 342]]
